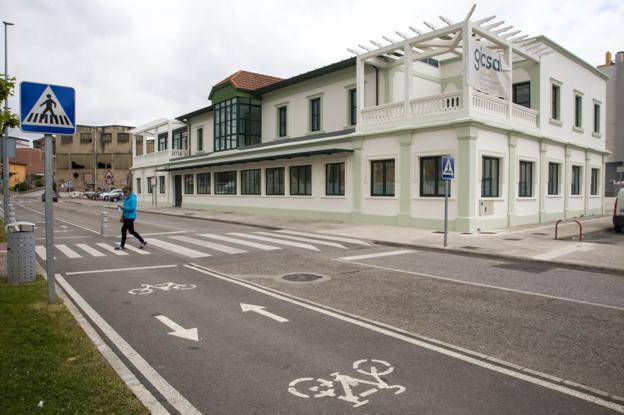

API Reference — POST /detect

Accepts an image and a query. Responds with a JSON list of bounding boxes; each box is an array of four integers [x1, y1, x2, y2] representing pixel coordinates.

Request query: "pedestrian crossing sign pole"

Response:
[[20, 81, 76, 303], [441, 157, 455, 248]]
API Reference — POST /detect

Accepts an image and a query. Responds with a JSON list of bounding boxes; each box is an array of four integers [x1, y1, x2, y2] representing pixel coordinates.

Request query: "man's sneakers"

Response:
[[114, 245, 125, 251], [139, 241, 147, 249]]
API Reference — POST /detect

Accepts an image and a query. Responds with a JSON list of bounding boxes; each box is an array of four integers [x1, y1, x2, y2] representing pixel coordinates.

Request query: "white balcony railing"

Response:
[[410, 91, 463, 117], [360, 101, 406, 124], [133, 148, 189, 168], [512, 103, 539, 126], [472, 90, 509, 117], [171, 149, 189, 158]]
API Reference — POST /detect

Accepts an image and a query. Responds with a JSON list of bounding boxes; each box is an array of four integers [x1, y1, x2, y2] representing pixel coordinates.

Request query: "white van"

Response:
[[614, 188, 624, 233]]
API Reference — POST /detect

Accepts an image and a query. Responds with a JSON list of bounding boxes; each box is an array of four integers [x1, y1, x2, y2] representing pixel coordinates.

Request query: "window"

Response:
[[512, 82, 530, 108], [548, 163, 560, 195], [574, 94, 583, 128], [551, 83, 561, 120], [117, 133, 130, 143], [147, 177, 155, 194], [290, 165, 312, 196], [278, 106, 287, 137], [214, 97, 262, 152], [136, 178, 141, 194], [159, 176, 165, 194], [326, 162, 345, 196], [571, 166, 582, 195], [420, 156, 448, 197], [80, 133, 92, 144], [481, 157, 500, 198], [241, 169, 261, 195], [215, 171, 237, 194], [158, 132, 168, 151], [591, 168, 599, 196], [593, 103, 600, 134], [266, 167, 284, 195], [184, 174, 194, 194], [349, 89, 357, 125], [371, 159, 395, 197], [197, 127, 203, 152], [310, 97, 321, 132], [60, 134, 73, 144], [518, 161, 533, 197], [172, 128, 188, 150], [197, 173, 211, 194], [101, 133, 112, 143]]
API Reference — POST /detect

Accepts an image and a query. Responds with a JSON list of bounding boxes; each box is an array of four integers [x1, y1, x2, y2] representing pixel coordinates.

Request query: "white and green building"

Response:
[[130, 10, 607, 232]]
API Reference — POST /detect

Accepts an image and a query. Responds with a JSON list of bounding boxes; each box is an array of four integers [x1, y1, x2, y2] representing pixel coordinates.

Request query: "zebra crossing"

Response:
[[35, 231, 372, 261]]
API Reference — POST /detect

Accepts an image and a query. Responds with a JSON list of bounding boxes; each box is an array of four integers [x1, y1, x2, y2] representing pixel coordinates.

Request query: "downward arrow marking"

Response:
[[240, 303, 289, 323], [155, 315, 199, 341]]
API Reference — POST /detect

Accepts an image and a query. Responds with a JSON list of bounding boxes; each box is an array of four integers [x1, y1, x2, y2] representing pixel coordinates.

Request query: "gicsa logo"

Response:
[[473, 46, 502, 72]]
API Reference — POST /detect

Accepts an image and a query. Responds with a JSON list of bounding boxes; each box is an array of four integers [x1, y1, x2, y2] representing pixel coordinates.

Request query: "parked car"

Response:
[[91, 191, 103, 200], [41, 191, 58, 202], [104, 189, 124, 202], [614, 188, 624, 233], [82, 191, 95, 199]]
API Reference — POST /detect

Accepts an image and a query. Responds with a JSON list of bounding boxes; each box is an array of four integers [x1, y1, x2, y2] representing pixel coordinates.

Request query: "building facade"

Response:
[[55, 125, 134, 190], [598, 50, 624, 195], [131, 13, 607, 232]]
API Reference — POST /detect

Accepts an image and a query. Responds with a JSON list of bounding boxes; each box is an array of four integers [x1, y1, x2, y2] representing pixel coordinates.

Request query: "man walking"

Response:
[[115, 186, 146, 250]]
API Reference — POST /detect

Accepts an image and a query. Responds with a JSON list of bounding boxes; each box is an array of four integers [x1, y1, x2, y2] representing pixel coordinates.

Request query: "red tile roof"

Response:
[[213, 70, 282, 92]]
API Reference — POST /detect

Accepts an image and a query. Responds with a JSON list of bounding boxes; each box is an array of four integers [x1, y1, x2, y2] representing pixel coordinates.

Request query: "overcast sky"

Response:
[[2, 0, 623, 140]]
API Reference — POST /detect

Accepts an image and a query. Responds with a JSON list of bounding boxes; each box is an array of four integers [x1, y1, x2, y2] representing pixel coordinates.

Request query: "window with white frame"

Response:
[[420, 156, 448, 197], [518, 161, 533, 197], [197, 173, 211, 194], [481, 157, 500, 198], [290, 165, 312, 196], [371, 159, 395, 197], [574, 92, 583, 129], [215, 171, 237, 194], [548, 162, 560, 195], [591, 168, 599, 196], [184, 174, 194, 194], [571, 165, 582, 195], [159, 176, 165, 194], [310, 98, 321, 132], [197, 127, 204, 152], [593, 102, 601, 135], [266, 167, 284, 195], [551, 81, 561, 121], [136, 178, 141, 194], [325, 162, 345, 196], [241, 169, 261, 195], [278, 106, 287, 138]]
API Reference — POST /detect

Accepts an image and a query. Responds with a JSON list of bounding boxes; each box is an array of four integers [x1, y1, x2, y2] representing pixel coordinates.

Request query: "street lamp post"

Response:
[[3, 21, 14, 222]]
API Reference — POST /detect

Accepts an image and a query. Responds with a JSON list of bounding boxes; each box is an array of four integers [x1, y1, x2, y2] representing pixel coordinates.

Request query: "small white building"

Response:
[[131, 8, 607, 232]]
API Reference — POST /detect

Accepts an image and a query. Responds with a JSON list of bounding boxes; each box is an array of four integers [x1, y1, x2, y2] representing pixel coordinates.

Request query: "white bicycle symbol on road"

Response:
[[288, 359, 406, 408], [128, 282, 197, 295]]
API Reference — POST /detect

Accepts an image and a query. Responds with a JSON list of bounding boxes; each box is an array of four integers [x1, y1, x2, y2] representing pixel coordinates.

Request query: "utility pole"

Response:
[[3, 21, 15, 221]]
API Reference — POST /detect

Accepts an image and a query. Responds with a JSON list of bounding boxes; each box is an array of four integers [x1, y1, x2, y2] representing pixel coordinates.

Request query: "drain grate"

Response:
[[503, 238, 523, 241], [282, 273, 323, 282]]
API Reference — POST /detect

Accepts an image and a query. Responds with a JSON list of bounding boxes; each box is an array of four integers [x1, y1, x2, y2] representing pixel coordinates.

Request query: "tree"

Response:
[[0, 75, 20, 133]]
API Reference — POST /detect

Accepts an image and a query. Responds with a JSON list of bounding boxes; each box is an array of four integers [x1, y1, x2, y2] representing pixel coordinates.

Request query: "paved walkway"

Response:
[[66, 198, 624, 274]]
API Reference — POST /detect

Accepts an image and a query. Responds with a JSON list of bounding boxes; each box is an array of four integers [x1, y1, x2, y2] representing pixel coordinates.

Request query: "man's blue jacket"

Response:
[[122, 192, 137, 220]]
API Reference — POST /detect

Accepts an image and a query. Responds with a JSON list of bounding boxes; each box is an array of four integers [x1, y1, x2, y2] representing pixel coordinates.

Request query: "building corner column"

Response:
[[351, 137, 364, 223], [538, 141, 548, 222], [507, 134, 517, 227], [456, 125, 478, 233], [397, 133, 412, 226]]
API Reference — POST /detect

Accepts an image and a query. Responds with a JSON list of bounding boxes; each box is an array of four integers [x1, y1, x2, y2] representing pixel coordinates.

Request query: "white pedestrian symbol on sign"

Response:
[[23, 86, 74, 128], [442, 159, 454, 178], [288, 359, 405, 408]]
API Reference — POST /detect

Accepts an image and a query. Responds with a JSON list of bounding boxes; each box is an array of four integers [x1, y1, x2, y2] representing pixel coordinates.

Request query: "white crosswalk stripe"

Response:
[[96, 242, 129, 256], [229, 232, 320, 251], [122, 244, 151, 255], [253, 232, 347, 249], [169, 235, 247, 254], [75, 243, 106, 257], [276, 230, 371, 246], [199, 233, 281, 251], [145, 238, 210, 258], [56, 244, 82, 259], [338, 250, 414, 261], [35, 245, 47, 260]]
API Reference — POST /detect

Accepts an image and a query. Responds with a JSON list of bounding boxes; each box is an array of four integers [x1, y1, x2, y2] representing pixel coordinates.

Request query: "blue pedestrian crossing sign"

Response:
[[20, 81, 76, 134], [441, 157, 455, 180]]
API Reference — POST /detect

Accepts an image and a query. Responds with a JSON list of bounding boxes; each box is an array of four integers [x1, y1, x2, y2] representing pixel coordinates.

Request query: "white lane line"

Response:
[[199, 233, 281, 251], [35, 245, 47, 260], [56, 244, 82, 259], [75, 244, 106, 257], [339, 249, 414, 261], [254, 232, 347, 249], [141, 231, 188, 236], [277, 229, 371, 246], [185, 264, 624, 414], [55, 274, 201, 414], [122, 245, 151, 255], [37, 236, 90, 240], [96, 242, 129, 256], [145, 238, 210, 258], [335, 259, 624, 312], [228, 232, 320, 251], [17, 202, 100, 234], [169, 235, 247, 254], [65, 264, 178, 275], [532, 244, 594, 261]]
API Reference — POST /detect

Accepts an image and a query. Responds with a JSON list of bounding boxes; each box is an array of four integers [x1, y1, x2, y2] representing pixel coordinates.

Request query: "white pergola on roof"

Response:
[[347, 5, 553, 67]]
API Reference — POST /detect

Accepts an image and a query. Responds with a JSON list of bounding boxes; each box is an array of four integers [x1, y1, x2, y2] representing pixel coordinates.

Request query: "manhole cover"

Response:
[[282, 273, 322, 282]]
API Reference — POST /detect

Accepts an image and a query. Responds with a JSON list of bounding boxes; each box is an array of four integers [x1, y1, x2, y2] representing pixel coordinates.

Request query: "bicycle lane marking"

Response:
[[184, 263, 624, 413]]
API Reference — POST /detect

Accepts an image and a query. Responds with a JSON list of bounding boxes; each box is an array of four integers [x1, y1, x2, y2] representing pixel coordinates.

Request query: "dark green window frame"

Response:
[[349, 89, 357, 125], [197, 173, 211, 194], [590, 168, 599, 196], [512, 82, 530, 108], [215, 171, 237, 195], [241, 169, 261, 195], [593, 103, 600, 134], [159, 176, 165, 194], [158, 132, 168, 151], [278, 106, 287, 137], [371, 159, 395, 197], [197, 127, 204, 152], [266, 167, 284, 195], [571, 165, 582, 195], [184, 174, 194, 194], [214, 97, 262, 152], [290, 165, 312, 196], [574, 94, 583, 128], [172, 127, 188, 150], [518, 161, 533, 197], [551, 84, 560, 120], [548, 162, 559, 195], [325, 162, 345, 196], [310, 98, 321, 132], [420, 156, 448, 197], [136, 178, 141, 194], [481, 157, 500, 198]]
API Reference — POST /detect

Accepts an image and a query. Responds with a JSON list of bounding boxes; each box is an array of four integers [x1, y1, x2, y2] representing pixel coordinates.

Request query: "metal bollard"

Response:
[[100, 211, 108, 236]]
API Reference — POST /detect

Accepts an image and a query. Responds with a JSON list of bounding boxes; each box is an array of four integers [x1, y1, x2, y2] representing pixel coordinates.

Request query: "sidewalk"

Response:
[[68, 198, 624, 274]]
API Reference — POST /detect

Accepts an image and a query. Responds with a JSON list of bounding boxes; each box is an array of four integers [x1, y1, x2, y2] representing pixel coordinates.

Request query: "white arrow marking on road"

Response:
[[154, 315, 199, 341], [240, 303, 289, 323]]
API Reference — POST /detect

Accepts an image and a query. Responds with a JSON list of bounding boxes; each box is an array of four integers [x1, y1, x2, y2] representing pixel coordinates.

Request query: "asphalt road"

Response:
[[13, 195, 624, 414]]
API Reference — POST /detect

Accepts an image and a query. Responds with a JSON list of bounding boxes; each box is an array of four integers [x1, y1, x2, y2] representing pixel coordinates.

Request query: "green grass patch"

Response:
[[0, 218, 5, 243], [0, 277, 148, 414]]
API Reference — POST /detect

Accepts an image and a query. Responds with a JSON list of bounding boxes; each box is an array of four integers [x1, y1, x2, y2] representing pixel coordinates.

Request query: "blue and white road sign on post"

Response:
[[20, 81, 76, 134], [441, 157, 455, 180]]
